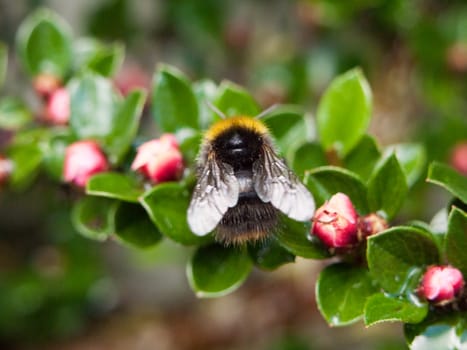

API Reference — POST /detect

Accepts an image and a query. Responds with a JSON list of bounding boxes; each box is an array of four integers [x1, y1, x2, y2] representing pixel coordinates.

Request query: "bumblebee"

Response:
[[187, 113, 315, 245]]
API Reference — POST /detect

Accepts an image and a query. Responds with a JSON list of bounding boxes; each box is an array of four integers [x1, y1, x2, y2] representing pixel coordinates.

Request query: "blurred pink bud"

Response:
[[450, 142, 467, 176], [33, 73, 61, 98], [311, 193, 359, 248], [131, 134, 184, 184], [419, 265, 464, 304], [64, 141, 108, 187], [0, 155, 13, 186], [114, 63, 150, 96], [45, 88, 70, 125], [358, 213, 388, 239]]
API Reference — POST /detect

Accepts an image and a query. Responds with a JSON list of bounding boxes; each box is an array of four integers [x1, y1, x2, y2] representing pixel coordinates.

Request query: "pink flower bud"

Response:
[[419, 265, 464, 304], [311, 193, 358, 248], [450, 142, 467, 176], [33, 73, 62, 98], [64, 141, 109, 187], [45, 88, 70, 125], [131, 134, 184, 184], [0, 155, 13, 186], [114, 63, 150, 96], [358, 213, 388, 239]]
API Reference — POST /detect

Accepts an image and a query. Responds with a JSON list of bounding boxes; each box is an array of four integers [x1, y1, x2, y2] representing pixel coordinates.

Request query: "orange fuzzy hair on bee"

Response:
[[203, 116, 269, 142]]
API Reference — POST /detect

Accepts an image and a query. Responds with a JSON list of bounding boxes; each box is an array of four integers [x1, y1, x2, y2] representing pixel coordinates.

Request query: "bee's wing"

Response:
[[253, 144, 315, 221], [187, 156, 239, 236]]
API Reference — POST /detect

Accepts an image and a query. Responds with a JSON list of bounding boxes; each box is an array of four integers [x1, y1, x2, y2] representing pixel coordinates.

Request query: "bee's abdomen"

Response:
[[215, 197, 279, 245]]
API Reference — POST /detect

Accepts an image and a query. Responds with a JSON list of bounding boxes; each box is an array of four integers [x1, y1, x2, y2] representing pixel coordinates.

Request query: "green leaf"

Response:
[[71, 196, 116, 241], [0, 97, 33, 130], [385, 143, 426, 187], [367, 226, 440, 294], [405, 314, 467, 350], [151, 64, 198, 132], [275, 216, 330, 259], [177, 129, 202, 166], [0, 42, 6, 88], [103, 89, 146, 164], [214, 81, 260, 117], [86, 172, 145, 203], [304, 166, 368, 214], [344, 135, 381, 181], [41, 128, 74, 181], [291, 142, 327, 177], [113, 202, 163, 248], [316, 68, 372, 157], [73, 38, 124, 77], [445, 207, 467, 276], [193, 79, 217, 129], [8, 144, 43, 190], [248, 238, 295, 270], [316, 263, 376, 326], [140, 182, 212, 245], [187, 244, 252, 297], [427, 162, 467, 204], [16, 8, 72, 77], [262, 105, 310, 161], [68, 72, 118, 140], [364, 293, 428, 327], [367, 154, 408, 220]]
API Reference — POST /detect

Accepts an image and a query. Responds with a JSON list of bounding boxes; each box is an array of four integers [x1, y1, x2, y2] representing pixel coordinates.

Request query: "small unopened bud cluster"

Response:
[[131, 134, 184, 184], [311, 193, 388, 250], [419, 265, 464, 305], [33, 73, 70, 125]]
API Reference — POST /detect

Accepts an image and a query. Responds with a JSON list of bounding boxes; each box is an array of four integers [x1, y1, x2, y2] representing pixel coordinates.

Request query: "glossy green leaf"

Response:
[[16, 8, 72, 77], [41, 128, 74, 181], [114, 202, 163, 248], [304, 166, 368, 214], [0, 42, 6, 88], [316, 263, 376, 326], [364, 293, 428, 327], [445, 207, 467, 276], [262, 105, 310, 161], [214, 81, 260, 117], [405, 314, 467, 350], [275, 216, 330, 259], [385, 143, 426, 187], [151, 64, 198, 132], [71, 196, 116, 241], [176, 128, 202, 166], [187, 244, 252, 297], [73, 38, 124, 77], [68, 72, 118, 140], [367, 226, 440, 294], [316, 68, 372, 157], [8, 144, 43, 190], [86, 172, 144, 203], [248, 237, 295, 270], [193, 79, 217, 129], [291, 142, 327, 177], [344, 135, 381, 181], [140, 182, 212, 245], [0, 97, 33, 130], [427, 162, 467, 204], [103, 89, 146, 164], [367, 154, 408, 220]]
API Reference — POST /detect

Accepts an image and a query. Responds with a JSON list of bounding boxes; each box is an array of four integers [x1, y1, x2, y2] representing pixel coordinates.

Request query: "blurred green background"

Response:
[[0, 0, 466, 349]]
